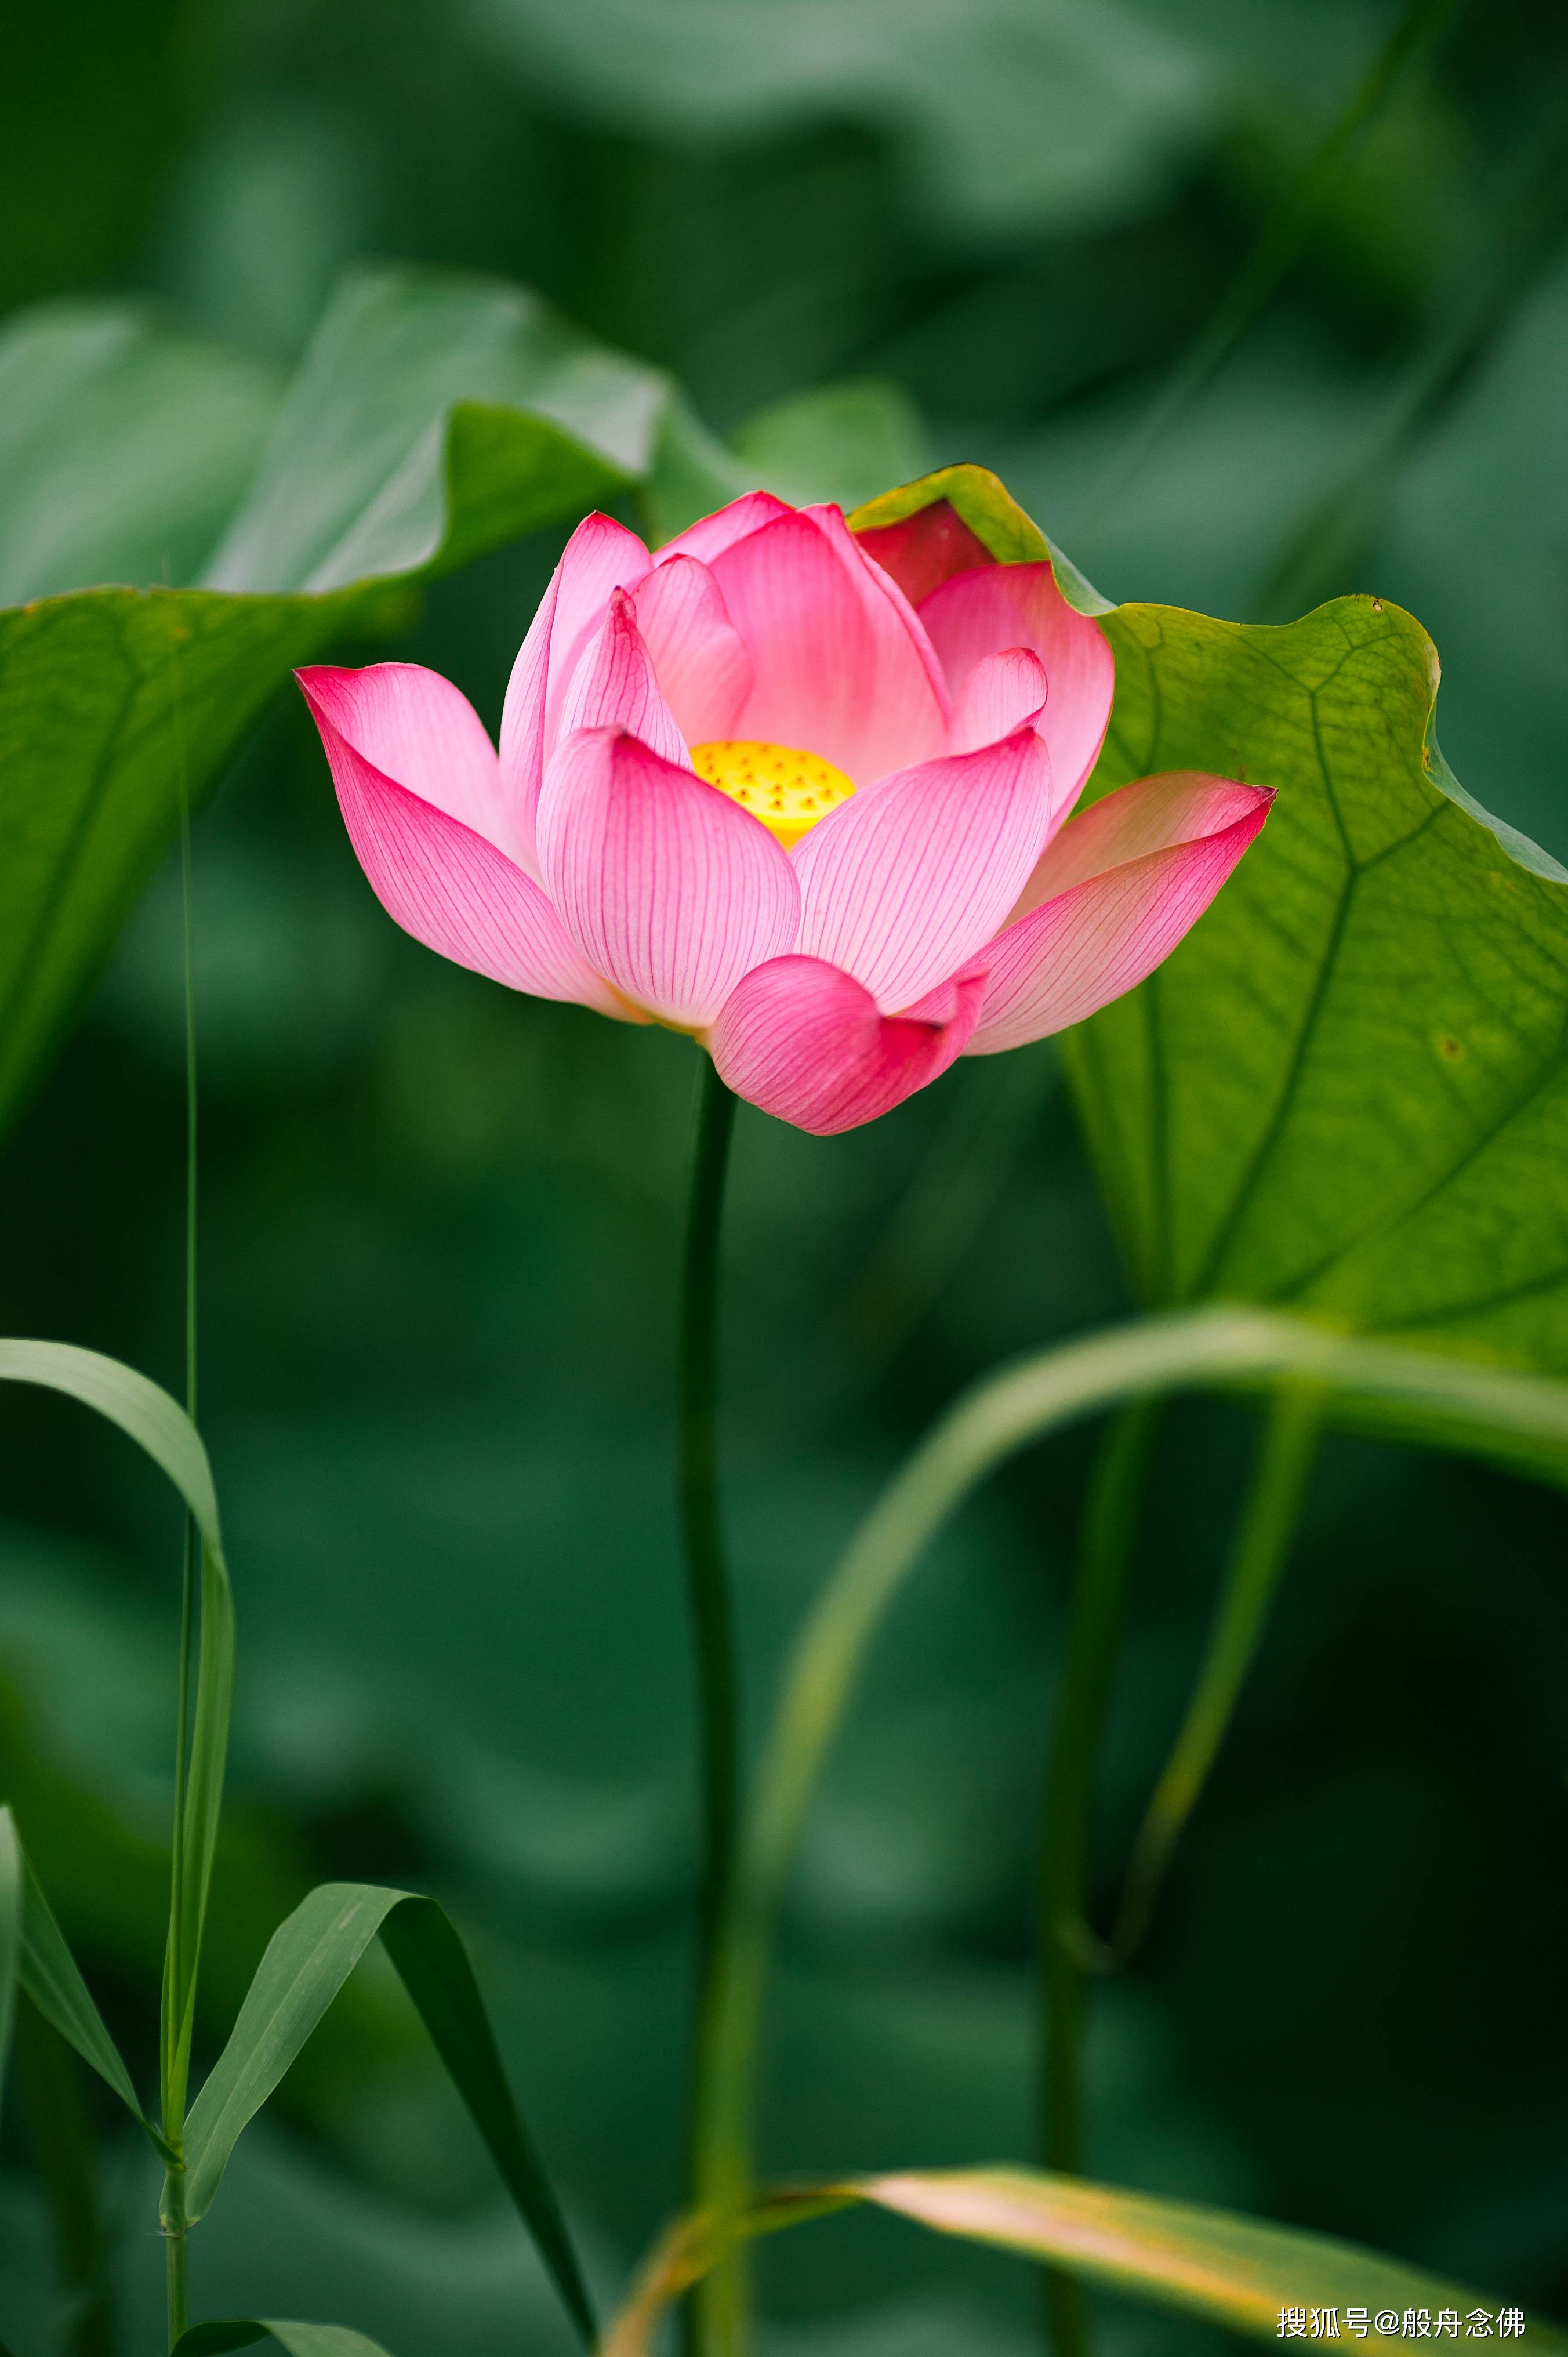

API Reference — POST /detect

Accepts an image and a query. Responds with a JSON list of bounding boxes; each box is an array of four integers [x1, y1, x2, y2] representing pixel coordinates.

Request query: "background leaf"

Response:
[[729, 380, 932, 516], [457, 0, 1246, 241], [0, 262, 664, 1141], [0, 302, 280, 605], [201, 266, 662, 596]]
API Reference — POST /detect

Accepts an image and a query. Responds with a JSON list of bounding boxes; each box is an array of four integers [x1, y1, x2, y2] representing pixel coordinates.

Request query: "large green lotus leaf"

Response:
[[0, 263, 666, 1134], [851, 467, 1568, 1388], [201, 264, 662, 596], [0, 302, 281, 603]]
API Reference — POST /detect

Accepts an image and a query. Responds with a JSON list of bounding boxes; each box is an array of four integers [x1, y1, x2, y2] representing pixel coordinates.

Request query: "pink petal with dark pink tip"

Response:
[[967, 771, 1273, 1054], [536, 726, 800, 1029], [709, 506, 949, 784], [557, 589, 690, 768], [920, 561, 1113, 806], [950, 647, 1048, 754], [631, 556, 753, 745], [792, 728, 1053, 1011], [297, 663, 521, 862], [855, 496, 996, 607], [654, 490, 794, 565], [710, 955, 987, 1135], [499, 512, 650, 851], [300, 686, 630, 1017]]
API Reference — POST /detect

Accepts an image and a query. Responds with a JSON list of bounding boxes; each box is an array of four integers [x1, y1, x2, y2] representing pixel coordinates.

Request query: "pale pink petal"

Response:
[[710, 955, 987, 1135], [709, 507, 949, 784], [297, 664, 521, 862], [300, 686, 632, 1018], [536, 726, 800, 1028], [967, 773, 1273, 1054], [951, 647, 1048, 755], [792, 729, 1052, 1011], [920, 561, 1113, 806], [855, 496, 996, 607], [807, 501, 953, 749], [1008, 768, 1272, 921], [631, 556, 753, 744], [655, 490, 794, 565], [499, 513, 651, 854], [557, 589, 690, 768]]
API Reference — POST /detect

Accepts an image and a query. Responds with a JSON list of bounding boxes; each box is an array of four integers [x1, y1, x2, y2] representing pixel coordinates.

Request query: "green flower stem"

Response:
[[1036, 1399, 1160, 2357], [162, 2159, 189, 2352], [678, 1057, 742, 2356], [163, 717, 199, 2357], [1111, 1387, 1321, 1963]]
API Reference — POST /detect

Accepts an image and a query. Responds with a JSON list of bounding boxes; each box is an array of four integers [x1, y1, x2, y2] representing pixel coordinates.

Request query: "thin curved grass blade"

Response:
[[172, 2322, 397, 2356], [14, 1837, 169, 2155], [602, 2169, 1568, 2357], [376, 1895, 596, 2345], [167, 1531, 234, 2081], [0, 1340, 220, 1550], [181, 1882, 594, 2345], [0, 1339, 235, 2108], [691, 1304, 1568, 2235], [0, 1809, 18, 2112]]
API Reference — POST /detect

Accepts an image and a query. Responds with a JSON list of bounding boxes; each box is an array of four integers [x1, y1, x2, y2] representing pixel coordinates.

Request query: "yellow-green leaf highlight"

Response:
[[603, 2167, 1567, 2356]]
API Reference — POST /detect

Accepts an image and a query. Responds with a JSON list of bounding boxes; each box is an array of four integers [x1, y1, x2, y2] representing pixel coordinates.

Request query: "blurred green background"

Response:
[[2, 0, 1568, 2349]]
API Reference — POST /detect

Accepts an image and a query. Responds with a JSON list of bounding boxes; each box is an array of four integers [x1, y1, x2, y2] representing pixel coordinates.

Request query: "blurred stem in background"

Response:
[[1036, 1400, 1159, 2357], [1036, 1387, 1320, 2356], [1253, 57, 1568, 621], [826, 1051, 1058, 1392], [1073, 0, 1461, 546], [1112, 1390, 1321, 1966], [159, 691, 198, 2354], [678, 1057, 743, 2357]]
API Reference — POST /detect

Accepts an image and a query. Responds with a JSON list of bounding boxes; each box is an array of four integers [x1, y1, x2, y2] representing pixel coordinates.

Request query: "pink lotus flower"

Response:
[[298, 491, 1271, 1134]]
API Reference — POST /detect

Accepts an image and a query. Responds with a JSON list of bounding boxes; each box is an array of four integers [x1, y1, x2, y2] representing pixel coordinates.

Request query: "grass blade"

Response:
[[0, 1340, 221, 1552], [166, 1536, 234, 2087], [181, 1883, 594, 2345], [0, 1808, 19, 2112], [173, 2324, 397, 2356], [0, 1340, 235, 2128], [377, 1897, 596, 2347], [603, 2167, 1567, 2356], [183, 1884, 402, 2218], [16, 1840, 168, 2155]]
